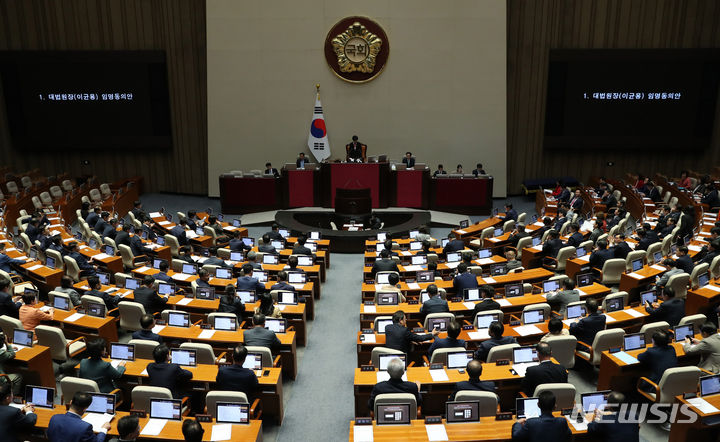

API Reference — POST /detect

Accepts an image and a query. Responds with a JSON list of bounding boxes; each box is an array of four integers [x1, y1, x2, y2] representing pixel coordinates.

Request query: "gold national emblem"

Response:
[[331, 21, 383, 74]]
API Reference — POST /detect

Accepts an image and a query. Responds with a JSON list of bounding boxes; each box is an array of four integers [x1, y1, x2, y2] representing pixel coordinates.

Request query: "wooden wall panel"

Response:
[[0, 0, 207, 195], [508, 0, 720, 194]]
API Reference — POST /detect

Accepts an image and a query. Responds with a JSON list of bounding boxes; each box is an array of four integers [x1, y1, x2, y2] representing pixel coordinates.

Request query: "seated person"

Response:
[[655, 259, 682, 287], [229, 230, 250, 252], [508, 225, 529, 248], [589, 239, 614, 269], [216, 345, 259, 399], [367, 357, 421, 410], [546, 279, 580, 318], [456, 164, 463, 173], [377, 273, 405, 302], [675, 245, 694, 274], [453, 262, 478, 293], [195, 268, 211, 288], [203, 247, 230, 268], [419, 284, 448, 317], [270, 271, 295, 292], [433, 164, 447, 177], [402, 151, 415, 168], [0, 331, 22, 394], [67, 241, 97, 276], [258, 234, 277, 254], [449, 359, 496, 401], [0, 279, 20, 319], [264, 162, 280, 178], [472, 163, 486, 176], [542, 230, 564, 258], [427, 320, 465, 357], [565, 223, 583, 248], [130, 275, 167, 314], [638, 331, 677, 392], [286, 255, 305, 274], [371, 249, 399, 278], [569, 298, 605, 345], [47, 392, 111, 440], [254, 293, 282, 318], [154, 260, 173, 283], [243, 313, 281, 352], [540, 317, 570, 342], [443, 233, 465, 254], [114, 415, 141, 442], [218, 285, 245, 321], [79, 338, 126, 394], [236, 264, 266, 293], [502, 203, 518, 222], [18, 291, 53, 331], [346, 135, 365, 162], [521, 342, 568, 396], [170, 218, 189, 246], [474, 321, 517, 362], [245, 251, 263, 270], [292, 235, 313, 256], [472, 285, 501, 316], [505, 249, 522, 271], [683, 322, 720, 374], [586, 391, 640, 441], [384, 310, 438, 353], [265, 224, 284, 241], [645, 286, 685, 327], [296, 152, 309, 168], [0, 382, 37, 440], [147, 344, 193, 399], [132, 314, 163, 343], [511, 391, 571, 441]]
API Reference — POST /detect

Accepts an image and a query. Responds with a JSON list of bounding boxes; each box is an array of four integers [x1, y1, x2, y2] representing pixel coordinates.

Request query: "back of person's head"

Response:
[[153, 344, 169, 363], [70, 391, 92, 413], [637, 228, 646, 238], [233, 344, 248, 365], [663, 286, 676, 298], [457, 262, 468, 274], [87, 338, 106, 360], [21, 292, 35, 305], [461, 252, 473, 264], [543, 217, 552, 226], [187, 210, 197, 218], [536, 342, 552, 359], [547, 317, 563, 334], [384, 239, 394, 250], [428, 261, 437, 272], [159, 261, 169, 272], [140, 314, 154, 330], [123, 224, 132, 232], [422, 240, 430, 251], [258, 293, 274, 315], [253, 313, 266, 326], [0, 278, 9, 293], [117, 415, 140, 439], [480, 285, 495, 298], [297, 235, 307, 245], [701, 322, 718, 336], [570, 223, 579, 232], [143, 275, 155, 286], [272, 223, 279, 231], [208, 216, 217, 225], [678, 245, 689, 255], [387, 357, 405, 380], [241, 263, 254, 275], [586, 298, 599, 314], [447, 320, 461, 339], [387, 273, 399, 286], [427, 284, 438, 297], [182, 419, 205, 442], [663, 258, 676, 268], [88, 275, 100, 289], [60, 275, 73, 289], [489, 321, 504, 338], [537, 390, 556, 413], [466, 359, 483, 380], [562, 279, 575, 290], [652, 331, 670, 347], [262, 234, 270, 244], [549, 230, 559, 239], [198, 269, 209, 279], [379, 249, 390, 258], [392, 310, 405, 324], [277, 271, 287, 282], [597, 239, 608, 250], [288, 256, 298, 268], [606, 391, 626, 405]]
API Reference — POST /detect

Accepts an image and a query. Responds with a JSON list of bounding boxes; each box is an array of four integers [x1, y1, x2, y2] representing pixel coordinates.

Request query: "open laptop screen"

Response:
[[513, 347, 539, 364], [581, 391, 610, 413], [167, 311, 190, 327], [149, 398, 182, 420], [673, 324, 695, 342], [377, 292, 399, 305], [25, 385, 54, 408], [516, 397, 540, 418], [214, 316, 237, 331], [623, 333, 646, 351], [378, 354, 406, 371], [86, 393, 116, 414], [242, 353, 263, 370], [700, 374, 720, 396], [505, 283, 524, 298], [216, 402, 250, 424], [376, 319, 393, 334], [576, 273, 593, 287], [170, 349, 197, 366], [265, 318, 287, 333], [110, 343, 135, 361], [376, 404, 411, 425], [522, 309, 544, 324], [13, 329, 33, 347], [446, 351, 473, 369], [446, 401, 480, 423], [475, 314, 499, 329], [215, 268, 232, 279], [52, 296, 70, 311], [478, 249, 492, 259], [463, 288, 480, 301], [542, 280, 560, 293]]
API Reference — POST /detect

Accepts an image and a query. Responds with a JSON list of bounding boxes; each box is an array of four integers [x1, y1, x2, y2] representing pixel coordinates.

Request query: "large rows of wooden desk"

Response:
[[0, 172, 334, 441]]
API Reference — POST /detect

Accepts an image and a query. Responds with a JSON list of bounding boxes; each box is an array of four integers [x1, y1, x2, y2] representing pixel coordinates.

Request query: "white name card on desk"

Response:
[[83, 413, 114, 432], [406, 282, 421, 290], [149, 212, 162, 218], [603, 314, 617, 323], [176, 298, 192, 306], [689, 245, 703, 252], [467, 330, 490, 340], [563, 319, 577, 326], [533, 221, 544, 227], [65, 313, 85, 322], [92, 253, 111, 260], [363, 305, 377, 313], [496, 298, 512, 307], [198, 329, 216, 339], [456, 229, 467, 235], [463, 302, 477, 310], [426, 424, 449, 441], [429, 369, 449, 382], [530, 245, 543, 251], [173, 273, 191, 281], [135, 266, 151, 273], [625, 309, 644, 318], [483, 277, 497, 284], [513, 324, 543, 336], [353, 425, 374, 442], [627, 272, 643, 279], [210, 423, 232, 441], [141, 418, 168, 436], [687, 397, 720, 414], [362, 334, 376, 343], [613, 351, 639, 365], [151, 325, 166, 334], [650, 265, 666, 271], [704, 285, 720, 292], [401, 251, 411, 256], [26, 264, 43, 271]]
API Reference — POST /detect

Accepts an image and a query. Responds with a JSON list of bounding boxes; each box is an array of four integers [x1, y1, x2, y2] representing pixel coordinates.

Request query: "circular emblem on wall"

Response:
[[324, 16, 389, 83]]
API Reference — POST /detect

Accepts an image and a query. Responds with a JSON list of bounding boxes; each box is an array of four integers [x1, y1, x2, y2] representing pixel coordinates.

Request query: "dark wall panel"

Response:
[[0, 0, 207, 194]]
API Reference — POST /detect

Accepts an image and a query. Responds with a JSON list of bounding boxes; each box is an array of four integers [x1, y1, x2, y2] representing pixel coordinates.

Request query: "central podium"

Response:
[[320, 162, 390, 208]]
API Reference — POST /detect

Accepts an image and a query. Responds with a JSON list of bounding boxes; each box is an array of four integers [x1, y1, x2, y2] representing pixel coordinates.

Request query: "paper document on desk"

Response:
[[627, 272, 643, 279], [362, 334, 376, 343], [401, 251, 411, 256], [65, 313, 85, 322], [577, 255, 590, 263], [186, 230, 198, 239], [376, 371, 407, 383], [140, 418, 167, 436], [210, 423, 232, 441], [456, 230, 467, 235], [533, 221, 544, 227], [650, 265, 666, 271], [429, 369, 449, 382], [141, 368, 148, 376], [530, 245, 543, 251], [363, 305, 376, 313], [276, 305, 286, 311], [513, 325, 543, 336], [487, 237, 499, 242], [173, 273, 191, 281], [483, 277, 497, 284], [353, 425, 374, 442], [463, 302, 477, 310], [407, 282, 421, 290], [704, 285, 720, 292], [135, 266, 151, 273], [403, 265, 423, 272], [110, 360, 123, 368], [496, 298, 512, 307], [176, 298, 192, 306], [563, 319, 577, 326], [613, 351, 639, 365], [603, 314, 617, 323], [478, 258, 496, 265], [26, 264, 43, 271], [689, 245, 703, 252], [149, 212, 162, 218], [291, 284, 305, 290], [83, 413, 114, 432], [426, 424, 449, 441], [687, 398, 720, 414], [467, 330, 490, 340], [511, 362, 539, 377], [151, 325, 166, 334], [158, 221, 171, 226], [198, 330, 216, 339], [566, 415, 589, 431], [445, 261, 460, 269], [575, 288, 587, 297], [93, 253, 111, 260], [625, 309, 644, 318]]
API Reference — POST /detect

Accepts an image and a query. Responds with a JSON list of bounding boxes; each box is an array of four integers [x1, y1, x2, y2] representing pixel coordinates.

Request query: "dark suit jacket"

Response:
[[114, 231, 131, 248], [292, 245, 313, 256], [69, 251, 94, 272], [558, 188, 570, 202], [569, 196, 583, 210], [94, 219, 109, 234], [453, 272, 479, 293], [130, 235, 151, 257], [449, 379, 496, 401], [368, 378, 422, 410], [521, 360, 568, 395], [229, 239, 249, 252], [0, 254, 25, 273], [170, 225, 188, 246], [218, 297, 245, 320], [47, 412, 106, 442], [101, 224, 117, 240], [236, 276, 266, 294], [258, 244, 277, 254], [216, 365, 259, 398], [511, 413, 571, 441], [402, 157, 416, 168], [645, 298, 685, 327], [427, 337, 466, 357], [443, 239, 465, 254], [614, 242, 632, 259], [131, 329, 163, 343], [703, 190, 720, 209], [384, 323, 433, 353], [131, 286, 167, 314], [154, 271, 172, 283], [509, 231, 529, 248], [474, 336, 517, 362], [296, 158, 308, 168], [553, 217, 567, 232], [264, 168, 280, 178], [420, 296, 449, 316], [587, 412, 640, 442], [142, 225, 157, 242], [601, 194, 617, 209], [675, 254, 694, 274], [589, 248, 615, 269], [637, 345, 678, 384], [0, 404, 37, 442], [86, 212, 100, 227], [569, 312, 606, 345], [243, 326, 281, 351], [636, 237, 654, 251], [566, 232, 583, 248], [473, 299, 501, 316], [0, 291, 21, 318], [371, 258, 399, 278], [79, 358, 125, 393], [203, 256, 228, 268], [542, 239, 564, 258], [346, 143, 364, 161], [146, 362, 193, 398], [270, 282, 295, 292]]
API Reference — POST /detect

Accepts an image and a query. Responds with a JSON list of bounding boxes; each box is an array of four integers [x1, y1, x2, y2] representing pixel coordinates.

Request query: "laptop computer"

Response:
[[376, 272, 391, 284], [88, 238, 98, 250], [493, 228, 503, 237], [640, 289, 658, 305], [149, 398, 182, 420], [605, 297, 624, 312], [157, 282, 175, 296], [542, 280, 560, 293], [522, 309, 544, 324], [441, 238, 450, 248], [376, 403, 411, 425], [459, 220, 470, 229], [216, 402, 250, 424], [376, 292, 399, 306], [309, 231, 321, 240], [232, 219, 242, 227], [566, 304, 586, 320], [13, 329, 33, 348], [490, 264, 506, 276], [411, 255, 427, 266], [152, 258, 166, 270], [287, 272, 306, 284], [630, 258, 643, 272], [236, 290, 256, 303], [96, 272, 110, 285], [698, 272, 710, 288], [417, 271, 434, 283], [673, 324, 695, 342], [532, 236, 541, 247], [297, 255, 313, 266], [271, 240, 284, 250], [427, 317, 450, 332], [446, 351, 473, 369], [478, 249, 492, 259], [700, 374, 720, 396], [653, 251, 663, 264], [45, 256, 56, 269], [86, 392, 116, 415], [265, 318, 287, 333], [170, 348, 197, 366], [156, 236, 165, 246], [375, 319, 393, 334], [124, 278, 140, 291], [242, 237, 254, 248], [195, 287, 215, 300], [516, 397, 541, 419], [580, 390, 610, 413], [475, 313, 499, 329], [375, 243, 385, 252], [446, 401, 480, 423], [229, 251, 244, 262], [576, 247, 587, 258], [409, 230, 419, 239], [182, 263, 198, 275], [277, 291, 298, 305], [409, 241, 422, 251], [446, 252, 461, 263], [505, 283, 524, 298], [378, 353, 407, 371], [242, 353, 263, 370], [463, 288, 481, 301], [167, 311, 190, 327], [576, 273, 593, 287], [87, 302, 105, 318], [25, 385, 54, 408], [104, 245, 115, 256], [278, 228, 290, 238], [513, 346, 539, 364], [263, 254, 279, 265], [28, 247, 38, 261], [52, 296, 70, 311], [254, 271, 269, 283], [214, 316, 237, 331], [623, 333, 646, 351], [110, 343, 135, 361]]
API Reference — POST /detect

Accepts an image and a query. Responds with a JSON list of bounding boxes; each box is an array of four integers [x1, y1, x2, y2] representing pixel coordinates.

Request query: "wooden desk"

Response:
[[7, 345, 55, 388], [687, 284, 720, 318], [670, 394, 720, 442], [362, 256, 507, 282], [452, 217, 502, 243], [619, 265, 665, 297], [52, 308, 119, 343]]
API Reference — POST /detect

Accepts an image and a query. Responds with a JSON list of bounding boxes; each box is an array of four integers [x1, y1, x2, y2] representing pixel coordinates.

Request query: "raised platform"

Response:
[[274, 210, 432, 253]]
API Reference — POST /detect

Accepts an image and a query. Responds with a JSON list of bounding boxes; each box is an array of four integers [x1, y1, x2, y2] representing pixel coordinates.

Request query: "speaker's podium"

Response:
[[334, 188, 371, 219]]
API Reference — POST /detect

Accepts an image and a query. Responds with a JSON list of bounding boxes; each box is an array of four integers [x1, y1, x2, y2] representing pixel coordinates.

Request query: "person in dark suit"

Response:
[[141, 219, 157, 242], [24, 219, 41, 244], [79, 338, 126, 394], [264, 162, 280, 178], [67, 241, 97, 276], [565, 223, 583, 248], [384, 310, 438, 354], [0, 279, 20, 319], [169, 219, 189, 246], [346, 135, 365, 162], [637, 331, 677, 392], [296, 152, 309, 168], [427, 320, 466, 357], [131, 314, 163, 343], [0, 243, 25, 274], [175, 246, 195, 265], [569, 299, 606, 345], [154, 261, 172, 283], [698, 240, 720, 267], [675, 246, 694, 274], [101, 218, 119, 240], [243, 314, 282, 352], [228, 230, 250, 253], [589, 239, 615, 270], [586, 391, 640, 442], [130, 275, 167, 314], [420, 284, 449, 318], [285, 255, 306, 275], [0, 382, 37, 442], [195, 269, 211, 288], [521, 342, 568, 396], [216, 345, 258, 399], [86, 207, 102, 228], [114, 224, 132, 249], [94, 211, 111, 235], [542, 230, 564, 258], [47, 391, 111, 441], [264, 224, 284, 241], [368, 356, 422, 410], [511, 391, 571, 441], [443, 233, 465, 254], [292, 235, 313, 256], [402, 152, 415, 168], [146, 344, 192, 399], [634, 229, 654, 252], [109, 415, 140, 442], [202, 247, 229, 269], [475, 321, 517, 362], [185, 210, 199, 231], [86, 275, 119, 311], [258, 234, 277, 254], [568, 189, 583, 211], [645, 286, 685, 327], [546, 279, 580, 318], [557, 187, 571, 203], [702, 187, 720, 210], [129, 233, 152, 259], [503, 203, 518, 222], [270, 271, 295, 292], [646, 182, 662, 203], [433, 164, 447, 177], [508, 225, 529, 248], [131, 201, 149, 223], [553, 209, 568, 232], [453, 262, 478, 293], [600, 189, 617, 209], [678, 206, 696, 240], [472, 285, 501, 316], [236, 264, 266, 294], [535, 217, 553, 240], [218, 285, 245, 321], [612, 234, 632, 260], [370, 249, 399, 278], [449, 359, 496, 401], [46, 235, 66, 256], [472, 163, 487, 176]]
